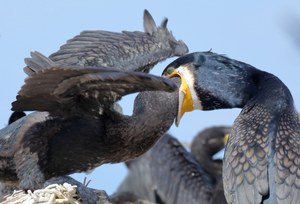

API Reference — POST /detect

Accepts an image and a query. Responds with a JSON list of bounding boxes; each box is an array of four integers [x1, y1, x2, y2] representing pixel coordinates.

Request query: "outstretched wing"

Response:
[[120, 134, 214, 204], [48, 9, 188, 72], [12, 52, 177, 117]]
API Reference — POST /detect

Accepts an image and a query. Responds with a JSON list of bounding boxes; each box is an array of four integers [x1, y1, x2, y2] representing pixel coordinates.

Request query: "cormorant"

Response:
[[46, 9, 188, 72], [8, 9, 187, 123], [191, 126, 230, 180], [191, 126, 230, 204], [116, 127, 230, 204], [0, 10, 187, 195], [162, 52, 300, 204]]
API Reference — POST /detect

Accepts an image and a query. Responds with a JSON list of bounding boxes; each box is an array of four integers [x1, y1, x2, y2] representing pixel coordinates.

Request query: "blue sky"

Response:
[[1, 1, 300, 194]]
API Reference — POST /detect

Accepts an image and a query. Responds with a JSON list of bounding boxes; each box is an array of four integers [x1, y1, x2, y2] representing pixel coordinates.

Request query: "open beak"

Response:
[[163, 68, 194, 126]]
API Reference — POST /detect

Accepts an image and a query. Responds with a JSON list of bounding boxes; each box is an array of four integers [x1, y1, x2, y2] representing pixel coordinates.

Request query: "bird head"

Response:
[[163, 52, 257, 126], [191, 126, 231, 160], [162, 63, 202, 126]]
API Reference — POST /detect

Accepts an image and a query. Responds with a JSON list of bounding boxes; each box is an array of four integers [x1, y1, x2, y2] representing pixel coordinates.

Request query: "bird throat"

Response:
[[167, 66, 202, 126], [178, 77, 194, 122]]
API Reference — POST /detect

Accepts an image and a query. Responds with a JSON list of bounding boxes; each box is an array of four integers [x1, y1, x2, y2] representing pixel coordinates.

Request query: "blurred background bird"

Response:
[[115, 126, 230, 204]]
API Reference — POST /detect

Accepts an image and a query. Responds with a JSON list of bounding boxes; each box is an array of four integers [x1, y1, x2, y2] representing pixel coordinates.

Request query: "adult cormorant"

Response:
[[162, 52, 300, 204], [116, 127, 230, 204], [0, 10, 187, 194]]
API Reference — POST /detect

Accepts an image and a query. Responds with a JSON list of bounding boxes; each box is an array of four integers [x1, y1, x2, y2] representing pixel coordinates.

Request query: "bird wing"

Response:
[[274, 110, 300, 204], [123, 134, 215, 204], [223, 105, 269, 204], [224, 106, 300, 204], [48, 9, 188, 72], [12, 52, 177, 117]]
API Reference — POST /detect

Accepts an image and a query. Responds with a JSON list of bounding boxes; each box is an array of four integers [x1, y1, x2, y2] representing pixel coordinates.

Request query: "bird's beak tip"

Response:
[[175, 111, 184, 127], [175, 119, 180, 127]]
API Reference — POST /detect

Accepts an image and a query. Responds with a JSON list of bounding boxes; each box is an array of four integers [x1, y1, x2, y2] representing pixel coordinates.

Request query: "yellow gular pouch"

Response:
[[178, 75, 194, 119], [163, 65, 200, 126]]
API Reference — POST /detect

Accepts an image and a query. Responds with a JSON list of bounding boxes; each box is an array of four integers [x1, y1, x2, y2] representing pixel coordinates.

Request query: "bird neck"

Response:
[[246, 71, 294, 114], [198, 68, 294, 112], [193, 143, 223, 179], [131, 90, 178, 141], [195, 143, 220, 161], [105, 89, 178, 159]]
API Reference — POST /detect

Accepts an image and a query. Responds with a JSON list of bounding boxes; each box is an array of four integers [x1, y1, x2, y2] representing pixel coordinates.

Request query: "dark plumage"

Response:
[[0, 10, 186, 195], [47, 9, 188, 73], [7, 111, 26, 124], [116, 127, 230, 204], [117, 134, 214, 204], [163, 51, 300, 204], [109, 192, 155, 204], [191, 126, 230, 180], [191, 126, 230, 204]]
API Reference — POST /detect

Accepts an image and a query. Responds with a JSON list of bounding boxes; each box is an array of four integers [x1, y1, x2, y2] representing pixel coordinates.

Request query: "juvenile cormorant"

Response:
[[162, 52, 300, 204], [9, 9, 188, 123], [0, 10, 186, 194], [116, 127, 230, 204], [47, 9, 188, 72]]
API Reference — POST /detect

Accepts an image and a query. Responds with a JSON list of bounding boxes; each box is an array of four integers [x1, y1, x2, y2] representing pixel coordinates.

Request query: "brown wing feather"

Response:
[[12, 52, 177, 117], [24, 51, 56, 76]]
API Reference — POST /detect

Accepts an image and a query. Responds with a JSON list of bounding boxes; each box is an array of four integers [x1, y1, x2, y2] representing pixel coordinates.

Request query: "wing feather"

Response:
[[48, 10, 188, 72], [12, 52, 176, 117], [119, 134, 215, 204], [275, 111, 300, 204], [223, 105, 269, 204], [224, 105, 300, 204]]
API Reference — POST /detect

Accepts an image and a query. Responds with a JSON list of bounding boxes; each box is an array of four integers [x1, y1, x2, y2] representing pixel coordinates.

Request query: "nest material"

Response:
[[1, 183, 81, 204]]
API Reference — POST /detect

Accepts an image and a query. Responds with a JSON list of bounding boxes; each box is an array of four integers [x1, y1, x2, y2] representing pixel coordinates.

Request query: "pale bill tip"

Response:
[[175, 90, 185, 127]]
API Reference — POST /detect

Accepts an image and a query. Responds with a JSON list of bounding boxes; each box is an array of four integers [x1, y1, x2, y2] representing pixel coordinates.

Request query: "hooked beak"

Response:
[[163, 67, 194, 126]]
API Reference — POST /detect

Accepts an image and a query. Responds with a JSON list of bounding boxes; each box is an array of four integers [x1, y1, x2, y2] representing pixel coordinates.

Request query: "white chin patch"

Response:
[[178, 89, 185, 114], [177, 66, 203, 110]]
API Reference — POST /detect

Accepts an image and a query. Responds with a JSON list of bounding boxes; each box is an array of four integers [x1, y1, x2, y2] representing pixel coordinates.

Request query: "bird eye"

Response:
[[166, 67, 175, 75]]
